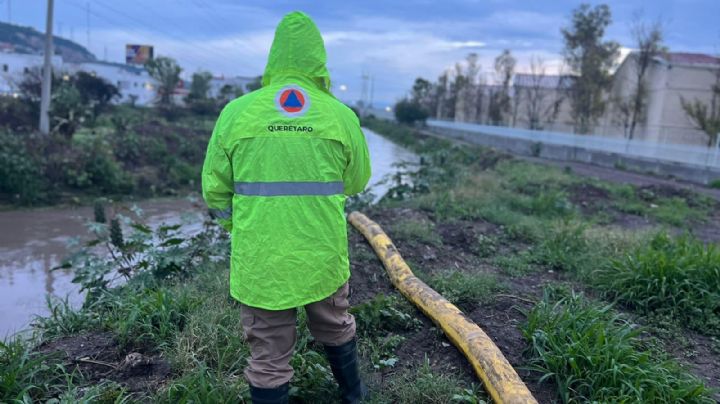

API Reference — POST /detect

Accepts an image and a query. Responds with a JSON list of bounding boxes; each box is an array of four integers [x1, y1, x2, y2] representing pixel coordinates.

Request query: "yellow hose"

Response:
[[348, 211, 537, 404]]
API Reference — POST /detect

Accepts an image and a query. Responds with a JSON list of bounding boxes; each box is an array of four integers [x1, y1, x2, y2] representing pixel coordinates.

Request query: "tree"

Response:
[[187, 71, 213, 101], [562, 3, 620, 134], [185, 71, 216, 115], [434, 71, 451, 119], [681, 66, 720, 147], [410, 77, 435, 115], [520, 57, 558, 130], [216, 84, 244, 109], [394, 98, 429, 125], [72, 71, 120, 121], [488, 50, 516, 125], [453, 53, 481, 122], [145, 56, 182, 106], [614, 16, 665, 139], [246, 76, 263, 92], [18, 69, 118, 138]]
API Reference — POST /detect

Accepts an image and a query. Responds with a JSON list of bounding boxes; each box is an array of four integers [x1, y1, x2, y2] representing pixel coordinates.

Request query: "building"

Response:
[[512, 73, 574, 132], [0, 50, 158, 106], [68, 61, 156, 106], [605, 51, 720, 146], [0, 52, 63, 96], [208, 75, 256, 98]]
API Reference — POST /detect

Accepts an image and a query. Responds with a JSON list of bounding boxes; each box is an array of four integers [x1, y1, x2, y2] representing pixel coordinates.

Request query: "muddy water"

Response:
[[0, 128, 417, 337]]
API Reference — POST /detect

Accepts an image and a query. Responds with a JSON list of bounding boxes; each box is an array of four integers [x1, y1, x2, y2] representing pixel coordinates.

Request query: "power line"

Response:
[[92, 0, 231, 63], [62, 0, 217, 68]]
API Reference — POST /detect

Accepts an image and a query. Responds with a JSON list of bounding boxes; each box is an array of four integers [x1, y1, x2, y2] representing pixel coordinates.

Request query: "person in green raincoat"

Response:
[[202, 11, 371, 404]]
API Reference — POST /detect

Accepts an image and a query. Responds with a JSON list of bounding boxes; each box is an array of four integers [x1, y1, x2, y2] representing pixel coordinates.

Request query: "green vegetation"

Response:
[[594, 233, 720, 335], [523, 289, 713, 403], [363, 118, 718, 401], [4, 116, 718, 402], [423, 271, 500, 311], [0, 106, 212, 205]]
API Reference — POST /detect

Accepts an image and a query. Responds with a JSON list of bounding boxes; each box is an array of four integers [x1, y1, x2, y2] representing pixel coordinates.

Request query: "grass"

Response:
[[594, 232, 720, 335], [422, 271, 501, 311], [522, 288, 714, 403], [367, 359, 486, 404], [388, 219, 443, 246]]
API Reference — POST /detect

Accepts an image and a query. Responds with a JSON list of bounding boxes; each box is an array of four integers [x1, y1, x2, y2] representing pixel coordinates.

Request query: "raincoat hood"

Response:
[[262, 12, 331, 92]]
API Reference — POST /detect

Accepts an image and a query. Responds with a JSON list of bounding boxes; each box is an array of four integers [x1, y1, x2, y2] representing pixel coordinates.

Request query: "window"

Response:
[[23, 67, 29, 74], [2, 64, 7, 72]]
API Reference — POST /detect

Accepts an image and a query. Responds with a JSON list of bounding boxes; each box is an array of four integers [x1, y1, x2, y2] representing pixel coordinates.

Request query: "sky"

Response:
[[5, 0, 720, 106]]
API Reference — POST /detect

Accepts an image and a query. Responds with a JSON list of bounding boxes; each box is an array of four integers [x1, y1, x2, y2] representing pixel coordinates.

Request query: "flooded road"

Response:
[[0, 128, 417, 337]]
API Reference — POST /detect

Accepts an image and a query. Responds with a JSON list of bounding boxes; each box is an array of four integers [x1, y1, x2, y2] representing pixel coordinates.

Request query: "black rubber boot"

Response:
[[250, 382, 289, 404], [324, 338, 368, 404]]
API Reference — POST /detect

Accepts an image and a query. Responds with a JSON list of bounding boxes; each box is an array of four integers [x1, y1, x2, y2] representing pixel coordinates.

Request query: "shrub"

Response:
[[394, 98, 429, 125], [594, 233, 720, 335], [522, 289, 713, 403], [0, 132, 47, 204]]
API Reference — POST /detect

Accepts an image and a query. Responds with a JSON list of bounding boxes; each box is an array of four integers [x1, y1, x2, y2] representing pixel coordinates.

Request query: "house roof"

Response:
[[660, 52, 720, 66]]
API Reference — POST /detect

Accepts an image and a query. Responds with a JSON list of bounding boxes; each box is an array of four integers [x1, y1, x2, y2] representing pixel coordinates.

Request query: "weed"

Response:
[[594, 233, 720, 335], [522, 289, 713, 403], [494, 252, 534, 276], [33, 296, 99, 339], [351, 294, 421, 337], [0, 338, 69, 402], [472, 234, 497, 258], [98, 286, 199, 350], [156, 365, 249, 403], [367, 358, 487, 404], [531, 220, 591, 272], [388, 219, 442, 246], [423, 271, 500, 310]]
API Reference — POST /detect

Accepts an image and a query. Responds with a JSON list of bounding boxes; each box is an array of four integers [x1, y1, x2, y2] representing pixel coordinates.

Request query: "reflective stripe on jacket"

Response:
[[201, 11, 371, 309]]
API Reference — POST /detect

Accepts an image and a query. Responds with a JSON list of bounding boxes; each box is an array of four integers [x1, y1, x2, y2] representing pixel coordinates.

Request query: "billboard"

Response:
[[125, 45, 154, 65]]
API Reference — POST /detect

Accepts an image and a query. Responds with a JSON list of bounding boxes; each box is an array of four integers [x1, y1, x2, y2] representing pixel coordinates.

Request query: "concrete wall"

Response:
[[425, 124, 720, 186]]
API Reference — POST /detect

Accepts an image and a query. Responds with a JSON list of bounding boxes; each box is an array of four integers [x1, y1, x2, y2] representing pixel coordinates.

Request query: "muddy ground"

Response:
[[37, 332, 171, 395]]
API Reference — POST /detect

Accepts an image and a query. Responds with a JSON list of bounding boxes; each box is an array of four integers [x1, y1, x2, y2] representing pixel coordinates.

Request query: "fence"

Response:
[[427, 119, 720, 169]]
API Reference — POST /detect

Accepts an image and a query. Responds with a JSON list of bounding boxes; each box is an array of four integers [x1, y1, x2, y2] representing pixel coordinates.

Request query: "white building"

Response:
[[69, 61, 157, 106], [0, 51, 158, 106], [606, 52, 720, 146], [209, 75, 256, 98], [0, 52, 63, 95]]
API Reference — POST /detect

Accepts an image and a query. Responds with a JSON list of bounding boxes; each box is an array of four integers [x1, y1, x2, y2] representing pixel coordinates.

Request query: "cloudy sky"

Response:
[[7, 0, 720, 106]]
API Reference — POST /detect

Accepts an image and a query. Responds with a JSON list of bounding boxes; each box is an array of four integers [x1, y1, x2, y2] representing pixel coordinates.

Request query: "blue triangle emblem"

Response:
[[283, 90, 302, 107]]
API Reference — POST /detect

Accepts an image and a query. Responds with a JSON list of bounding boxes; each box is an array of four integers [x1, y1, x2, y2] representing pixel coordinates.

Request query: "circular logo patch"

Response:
[[275, 86, 310, 117]]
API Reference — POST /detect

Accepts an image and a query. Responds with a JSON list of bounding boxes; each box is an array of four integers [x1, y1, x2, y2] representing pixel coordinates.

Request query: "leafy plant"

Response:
[[60, 205, 228, 303]]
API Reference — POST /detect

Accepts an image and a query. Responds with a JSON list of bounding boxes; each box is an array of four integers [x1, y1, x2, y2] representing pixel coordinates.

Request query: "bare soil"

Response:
[[36, 332, 171, 399]]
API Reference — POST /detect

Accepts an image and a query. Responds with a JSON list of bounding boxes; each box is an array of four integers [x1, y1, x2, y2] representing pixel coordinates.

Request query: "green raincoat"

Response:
[[201, 11, 371, 310]]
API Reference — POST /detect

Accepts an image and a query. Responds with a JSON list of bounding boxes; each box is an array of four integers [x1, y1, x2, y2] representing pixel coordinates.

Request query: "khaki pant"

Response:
[[240, 282, 356, 388]]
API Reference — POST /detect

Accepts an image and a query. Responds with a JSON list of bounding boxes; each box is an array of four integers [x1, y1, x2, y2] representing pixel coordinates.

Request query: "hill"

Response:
[[0, 21, 96, 62]]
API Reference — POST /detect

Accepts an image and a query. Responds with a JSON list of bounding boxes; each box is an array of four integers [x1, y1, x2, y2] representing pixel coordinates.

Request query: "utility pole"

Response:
[[7, 0, 11, 24], [86, 2, 91, 49], [369, 75, 375, 108], [360, 70, 369, 112], [39, 0, 54, 134]]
